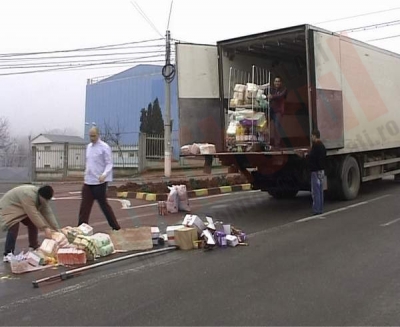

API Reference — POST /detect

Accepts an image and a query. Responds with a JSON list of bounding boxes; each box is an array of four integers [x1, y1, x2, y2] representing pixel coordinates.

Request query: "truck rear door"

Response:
[[312, 29, 344, 149], [175, 43, 223, 151]]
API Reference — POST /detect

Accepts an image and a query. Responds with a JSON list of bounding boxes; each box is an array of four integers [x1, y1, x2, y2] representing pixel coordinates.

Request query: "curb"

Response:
[[112, 184, 252, 202]]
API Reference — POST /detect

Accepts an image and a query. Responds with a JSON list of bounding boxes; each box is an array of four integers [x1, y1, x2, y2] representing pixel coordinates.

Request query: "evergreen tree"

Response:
[[151, 98, 164, 135], [147, 102, 154, 134], [139, 108, 148, 133]]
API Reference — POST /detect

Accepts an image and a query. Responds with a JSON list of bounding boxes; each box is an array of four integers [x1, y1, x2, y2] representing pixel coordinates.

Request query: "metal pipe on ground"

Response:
[[32, 246, 177, 288]]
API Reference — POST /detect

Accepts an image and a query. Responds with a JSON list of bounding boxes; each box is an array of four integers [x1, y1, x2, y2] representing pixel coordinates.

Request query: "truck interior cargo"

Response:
[[218, 26, 311, 149]]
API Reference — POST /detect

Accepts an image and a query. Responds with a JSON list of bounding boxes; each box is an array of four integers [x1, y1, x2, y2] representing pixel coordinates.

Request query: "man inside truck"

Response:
[[266, 76, 287, 147]]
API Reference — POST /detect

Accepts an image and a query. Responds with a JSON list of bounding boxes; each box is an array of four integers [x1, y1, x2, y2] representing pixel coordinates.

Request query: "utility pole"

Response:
[[163, 30, 172, 178]]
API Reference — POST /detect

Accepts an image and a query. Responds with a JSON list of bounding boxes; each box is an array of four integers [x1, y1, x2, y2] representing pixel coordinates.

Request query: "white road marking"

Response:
[[68, 191, 81, 195], [210, 204, 228, 209], [296, 194, 392, 223], [380, 218, 400, 227]]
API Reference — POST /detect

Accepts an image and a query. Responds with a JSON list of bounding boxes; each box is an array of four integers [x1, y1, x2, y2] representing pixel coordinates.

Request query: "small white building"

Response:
[[31, 134, 87, 170]]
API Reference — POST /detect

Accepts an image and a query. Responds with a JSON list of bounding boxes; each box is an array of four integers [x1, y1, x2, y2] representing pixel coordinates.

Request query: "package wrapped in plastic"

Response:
[[189, 143, 200, 155], [90, 233, 112, 248], [246, 83, 258, 99], [57, 248, 87, 265], [51, 231, 69, 248], [39, 239, 58, 257], [167, 186, 179, 213], [234, 84, 246, 92], [72, 235, 97, 260], [97, 244, 115, 257], [61, 226, 83, 243], [176, 185, 191, 212], [180, 145, 191, 156], [199, 143, 216, 154]]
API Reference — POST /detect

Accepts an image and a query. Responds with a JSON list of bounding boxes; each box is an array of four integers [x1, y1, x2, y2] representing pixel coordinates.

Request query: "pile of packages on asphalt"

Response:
[[8, 187, 247, 274], [166, 214, 247, 250], [9, 223, 116, 274]]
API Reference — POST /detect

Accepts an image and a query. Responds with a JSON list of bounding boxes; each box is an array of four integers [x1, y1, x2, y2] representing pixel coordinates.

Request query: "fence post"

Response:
[[138, 133, 146, 173], [63, 143, 69, 179], [31, 146, 37, 182]]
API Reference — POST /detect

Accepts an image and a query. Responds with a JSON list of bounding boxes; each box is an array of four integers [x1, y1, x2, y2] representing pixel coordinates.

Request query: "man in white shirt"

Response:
[[78, 127, 121, 230]]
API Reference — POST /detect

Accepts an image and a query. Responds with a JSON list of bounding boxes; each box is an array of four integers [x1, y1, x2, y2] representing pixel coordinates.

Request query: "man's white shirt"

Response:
[[84, 139, 113, 185]]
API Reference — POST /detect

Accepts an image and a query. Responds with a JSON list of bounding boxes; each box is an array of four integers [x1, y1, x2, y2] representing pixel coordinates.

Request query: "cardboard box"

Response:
[[226, 235, 239, 247], [39, 239, 58, 257], [166, 225, 185, 246], [78, 223, 93, 236], [201, 229, 216, 246], [151, 227, 160, 246], [174, 227, 198, 250], [26, 251, 42, 267], [182, 215, 206, 234]]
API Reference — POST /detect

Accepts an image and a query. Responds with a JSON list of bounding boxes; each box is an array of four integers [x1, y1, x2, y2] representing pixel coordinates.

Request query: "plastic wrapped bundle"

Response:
[[57, 248, 87, 265], [97, 244, 114, 257], [72, 235, 97, 260]]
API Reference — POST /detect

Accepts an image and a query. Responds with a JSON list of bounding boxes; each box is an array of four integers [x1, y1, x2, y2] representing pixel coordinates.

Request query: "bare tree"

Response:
[[0, 117, 29, 167], [102, 119, 125, 167], [0, 117, 11, 149]]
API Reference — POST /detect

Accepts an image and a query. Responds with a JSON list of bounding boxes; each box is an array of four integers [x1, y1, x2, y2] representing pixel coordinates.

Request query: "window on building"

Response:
[[44, 146, 51, 151]]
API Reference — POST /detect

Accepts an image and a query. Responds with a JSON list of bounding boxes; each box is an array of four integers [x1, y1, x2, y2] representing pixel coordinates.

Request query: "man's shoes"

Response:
[[3, 253, 13, 263]]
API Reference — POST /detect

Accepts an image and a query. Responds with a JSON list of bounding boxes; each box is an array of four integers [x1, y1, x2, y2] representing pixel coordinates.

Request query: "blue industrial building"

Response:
[[85, 64, 179, 158]]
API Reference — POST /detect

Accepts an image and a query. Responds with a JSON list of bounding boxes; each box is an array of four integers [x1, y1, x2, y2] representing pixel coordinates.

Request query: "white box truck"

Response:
[[176, 24, 400, 200]]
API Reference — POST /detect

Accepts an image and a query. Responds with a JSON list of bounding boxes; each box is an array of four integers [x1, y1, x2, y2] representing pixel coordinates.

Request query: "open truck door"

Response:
[[175, 43, 223, 152]]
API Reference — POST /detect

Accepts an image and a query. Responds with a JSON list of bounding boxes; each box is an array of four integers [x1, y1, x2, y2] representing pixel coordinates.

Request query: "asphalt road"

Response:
[[1, 178, 400, 325]]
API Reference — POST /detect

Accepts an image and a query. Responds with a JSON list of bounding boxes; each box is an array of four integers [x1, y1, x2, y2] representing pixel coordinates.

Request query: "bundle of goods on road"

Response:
[[8, 223, 116, 274], [164, 214, 248, 251]]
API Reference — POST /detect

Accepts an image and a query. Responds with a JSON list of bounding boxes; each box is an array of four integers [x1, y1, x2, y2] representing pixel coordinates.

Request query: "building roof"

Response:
[[31, 134, 86, 144], [92, 64, 163, 84]]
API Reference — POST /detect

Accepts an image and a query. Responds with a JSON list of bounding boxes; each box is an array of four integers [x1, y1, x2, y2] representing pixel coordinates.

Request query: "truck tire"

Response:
[[267, 189, 299, 199], [339, 156, 360, 200]]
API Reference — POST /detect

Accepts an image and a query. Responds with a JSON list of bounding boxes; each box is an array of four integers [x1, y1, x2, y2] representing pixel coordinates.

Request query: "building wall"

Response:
[[85, 65, 180, 158]]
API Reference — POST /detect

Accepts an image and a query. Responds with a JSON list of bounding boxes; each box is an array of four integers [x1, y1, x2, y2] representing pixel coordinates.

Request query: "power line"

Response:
[[130, 1, 164, 38], [0, 51, 166, 67], [336, 20, 400, 33], [0, 55, 166, 69], [366, 34, 400, 42], [167, 0, 174, 31], [0, 58, 167, 76], [315, 6, 400, 24], [0, 55, 166, 75], [0, 38, 163, 58], [0, 45, 166, 61]]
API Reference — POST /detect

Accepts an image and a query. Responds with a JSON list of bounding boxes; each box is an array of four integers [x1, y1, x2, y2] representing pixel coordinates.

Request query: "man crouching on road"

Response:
[[0, 185, 60, 262]]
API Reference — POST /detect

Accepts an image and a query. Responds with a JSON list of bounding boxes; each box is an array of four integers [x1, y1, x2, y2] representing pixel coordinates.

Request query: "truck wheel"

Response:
[[339, 156, 360, 200], [268, 189, 299, 199]]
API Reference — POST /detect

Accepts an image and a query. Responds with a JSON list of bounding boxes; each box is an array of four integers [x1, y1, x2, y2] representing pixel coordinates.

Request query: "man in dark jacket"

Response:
[[266, 76, 287, 147], [308, 130, 327, 215]]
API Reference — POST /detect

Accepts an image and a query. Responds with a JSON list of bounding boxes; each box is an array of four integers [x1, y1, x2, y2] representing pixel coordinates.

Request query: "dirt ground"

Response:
[[113, 174, 249, 194]]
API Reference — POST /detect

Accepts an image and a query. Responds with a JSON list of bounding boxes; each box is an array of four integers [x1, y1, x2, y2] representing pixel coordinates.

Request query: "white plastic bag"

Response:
[[176, 185, 191, 212], [167, 186, 179, 213]]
